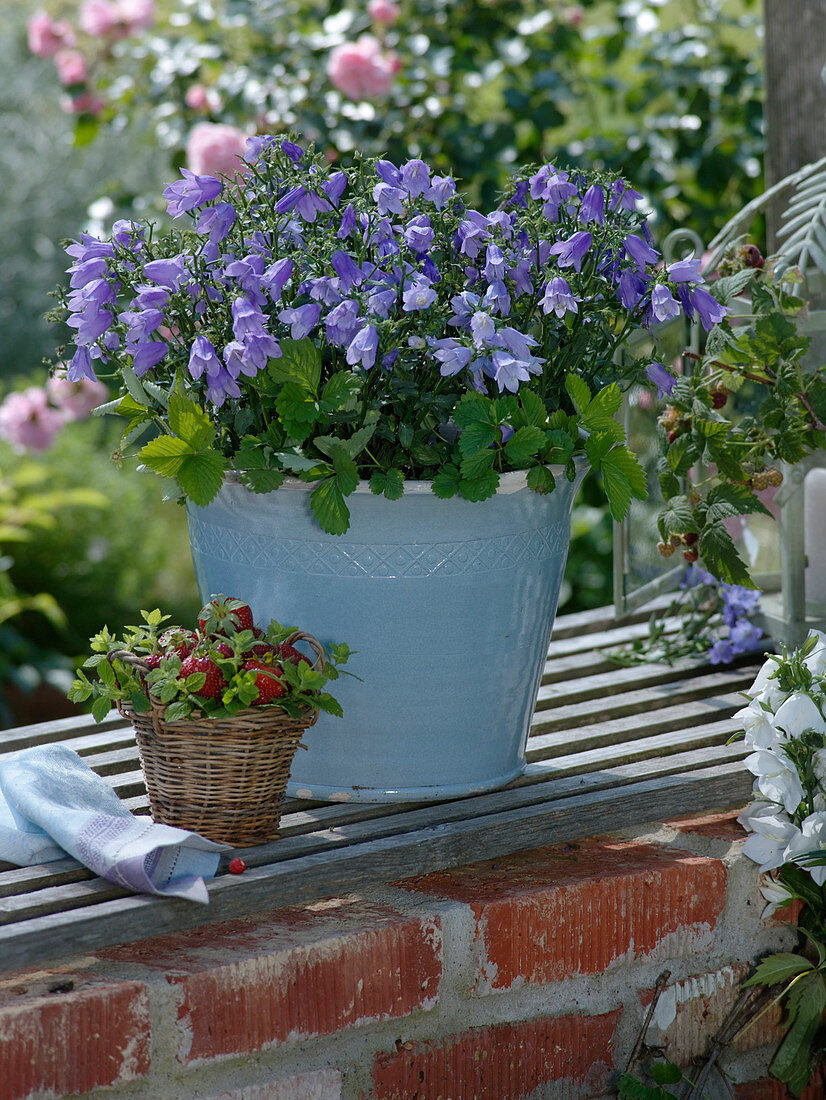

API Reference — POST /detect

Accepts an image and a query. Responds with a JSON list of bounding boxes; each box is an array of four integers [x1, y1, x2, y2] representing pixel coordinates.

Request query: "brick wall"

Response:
[[1, 809, 822, 1100]]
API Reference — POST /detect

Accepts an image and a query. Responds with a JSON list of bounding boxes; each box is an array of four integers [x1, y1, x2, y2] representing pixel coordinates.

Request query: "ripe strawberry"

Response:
[[242, 657, 287, 704], [158, 627, 197, 659], [228, 858, 247, 874], [248, 641, 280, 659], [180, 653, 226, 700], [198, 595, 255, 636], [276, 642, 310, 667], [144, 653, 163, 669], [212, 640, 234, 659]]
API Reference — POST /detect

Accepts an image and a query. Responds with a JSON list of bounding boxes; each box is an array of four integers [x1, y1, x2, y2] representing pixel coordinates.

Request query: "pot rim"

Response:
[[224, 454, 589, 495]]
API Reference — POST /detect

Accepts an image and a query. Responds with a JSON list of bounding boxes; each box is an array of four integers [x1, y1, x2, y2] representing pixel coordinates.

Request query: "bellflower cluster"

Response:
[[54, 137, 711, 535], [737, 632, 826, 923]]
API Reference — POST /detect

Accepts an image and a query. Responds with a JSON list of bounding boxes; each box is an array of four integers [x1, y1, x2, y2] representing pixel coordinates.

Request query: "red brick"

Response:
[[0, 974, 150, 1100], [103, 897, 441, 1063], [640, 965, 783, 1065], [667, 808, 747, 841], [734, 1074, 826, 1098], [398, 839, 726, 990], [371, 1010, 620, 1100]]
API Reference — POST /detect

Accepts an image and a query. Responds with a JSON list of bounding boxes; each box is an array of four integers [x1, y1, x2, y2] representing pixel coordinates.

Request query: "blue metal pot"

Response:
[[187, 462, 586, 803]]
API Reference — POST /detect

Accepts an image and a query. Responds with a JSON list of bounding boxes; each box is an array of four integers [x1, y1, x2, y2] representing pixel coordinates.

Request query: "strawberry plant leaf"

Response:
[[176, 451, 226, 506], [459, 467, 499, 501], [167, 393, 215, 451], [527, 464, 556, 494], [565, 373, 591, 415], [310, 477, 351, 535], [329, 445, 359, 494], [240, 468, 285, 494], [319, 371, 362, 413], [370, 469, 404, 500], [458, 421, 500, 454], [276, 381, 320, 440], [432, 465, 461, 498], [137, 434, 190, 477], [504, 425, 545, 466], [453, 392, 499, 429], [459, 447, 496, 481], [267, 338, 322, 394], [650, 1062, 682, 1086], [519, 389, 547, 427]]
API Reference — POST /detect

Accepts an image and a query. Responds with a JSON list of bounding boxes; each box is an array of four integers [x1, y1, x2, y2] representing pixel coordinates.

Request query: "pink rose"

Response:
[[0, 388, 65, 453], [54, 49, 89, 87], [46, 371, 109, 421], [116, 0, 155, 34], [328, 35, 398, 101], [185, 84, 220, 112], [27, 12, 76, 57], [367, 0, 400, 26], [186, 122, 249, 179], [79, 0, 119, 37]]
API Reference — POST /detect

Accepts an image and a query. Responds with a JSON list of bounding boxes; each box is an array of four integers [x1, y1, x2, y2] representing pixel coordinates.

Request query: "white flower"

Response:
[[740, 804, 801, 871], [804, 630, 826, 676], [745, 749, 805, 815], [773, 692, 826, 740], [748, 655, 784, 706], [734, 698, 778, 749], [784, 812, 826, 885], [758, 876, 795, 919]]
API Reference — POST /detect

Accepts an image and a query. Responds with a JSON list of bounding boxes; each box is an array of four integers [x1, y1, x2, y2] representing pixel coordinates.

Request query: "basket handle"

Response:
[[107, 649, 151, 678], [283, 631, 327, 673]]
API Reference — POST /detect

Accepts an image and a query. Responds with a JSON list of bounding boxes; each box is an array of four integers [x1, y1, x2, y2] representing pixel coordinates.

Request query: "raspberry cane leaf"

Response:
[[704, 483, 773, 523], [665, 434, 698, 475], [267, 338, 322, 394], [698, 523, 754, 588]]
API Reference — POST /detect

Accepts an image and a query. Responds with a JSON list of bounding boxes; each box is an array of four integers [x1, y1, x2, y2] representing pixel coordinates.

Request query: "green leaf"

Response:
[[459, 421, 500, 454], [600, 445, 648, 521], [164, 700, 193, 723], [698, 522, 755, 587], [410, 443, 441, 466], [704, 483, 773, 525], [240, 468, 285, 494], [657, 496, 696, 539], [91, 696, 112, 724], [459, 468, 500, 502], [542, 428, 576, 466], [460, 447, 496, 481], [665, 434, 698, 476], [276, 382, 319, 440], [319, 371, 362, 413], [616, 1073, 676, 1100], [650, 1062, 682, 1086], [519, 389, 547, 427], [453, 392, 499, 429], [122, 365, 151, 407], [329, 445, 359, 494], [769, 970, 826, 1094], [370, 469, 404, 500], [268, 338, 322, 394], [310, 477, 351, 535], [167, 393, 215, 450], [137, 435, 190, 478], [176, 451, 227, 505], [742, 953, 814, 989], [112, 393, 148, 420], [504, 425, 545, 466], [527, 465, 556, 494], [432, 465, 461, 498], [565, 373, 591, 415]]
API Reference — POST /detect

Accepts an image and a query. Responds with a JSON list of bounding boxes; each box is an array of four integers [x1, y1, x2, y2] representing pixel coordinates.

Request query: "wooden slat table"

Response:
[[0, 604, 759, 973]]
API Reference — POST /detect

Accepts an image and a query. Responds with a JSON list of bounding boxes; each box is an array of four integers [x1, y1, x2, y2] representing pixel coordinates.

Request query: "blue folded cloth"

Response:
[[0, 744, 225, 903]]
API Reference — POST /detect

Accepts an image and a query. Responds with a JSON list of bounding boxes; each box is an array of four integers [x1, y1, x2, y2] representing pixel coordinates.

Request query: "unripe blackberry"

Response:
[[751, 471, 770, 491]]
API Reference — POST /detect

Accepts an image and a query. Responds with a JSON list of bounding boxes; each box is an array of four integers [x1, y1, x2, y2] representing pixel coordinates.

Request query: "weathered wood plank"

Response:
[[0, 760, 752, 971]]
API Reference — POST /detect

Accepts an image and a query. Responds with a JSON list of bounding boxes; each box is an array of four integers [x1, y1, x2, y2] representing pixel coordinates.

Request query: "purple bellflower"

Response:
[[163, 169, 222, 218], [549, 230, 592, 272]]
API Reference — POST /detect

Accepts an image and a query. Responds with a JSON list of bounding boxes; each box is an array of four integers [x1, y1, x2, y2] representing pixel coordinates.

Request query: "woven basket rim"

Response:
[[118, 696, 318, 730]]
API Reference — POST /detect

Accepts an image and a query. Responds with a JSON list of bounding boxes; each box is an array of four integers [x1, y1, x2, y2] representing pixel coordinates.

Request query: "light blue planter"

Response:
[[186, 461, 587, 803]]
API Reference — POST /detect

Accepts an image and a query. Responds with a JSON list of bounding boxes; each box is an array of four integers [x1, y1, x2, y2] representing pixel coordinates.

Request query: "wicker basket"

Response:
[[113, 631, 324, 846]]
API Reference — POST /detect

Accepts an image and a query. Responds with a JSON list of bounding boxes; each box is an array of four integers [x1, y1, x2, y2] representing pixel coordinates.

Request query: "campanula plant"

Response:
[[52, 135, 813, 580]]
